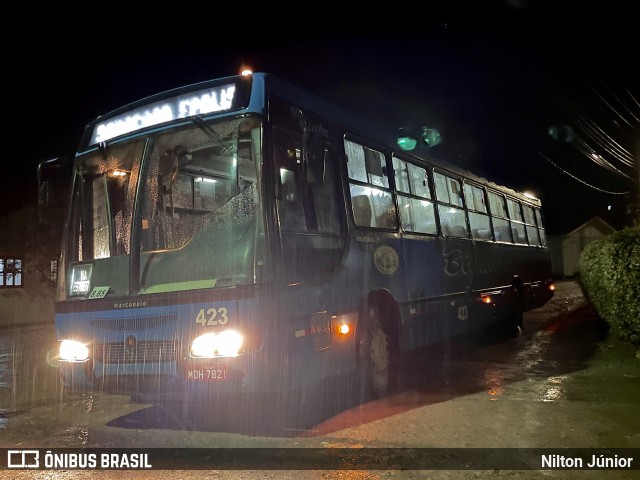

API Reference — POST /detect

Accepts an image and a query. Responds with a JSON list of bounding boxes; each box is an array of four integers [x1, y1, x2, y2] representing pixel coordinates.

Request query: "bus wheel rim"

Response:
[[369, 320, 390, 393]]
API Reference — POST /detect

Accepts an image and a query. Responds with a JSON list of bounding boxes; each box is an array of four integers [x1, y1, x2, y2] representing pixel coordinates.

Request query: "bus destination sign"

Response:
[[89, 84, 237, 146]]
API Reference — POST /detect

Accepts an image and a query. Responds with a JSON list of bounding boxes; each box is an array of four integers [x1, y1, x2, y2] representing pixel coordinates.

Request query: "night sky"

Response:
[[9, 2, 639, 234]]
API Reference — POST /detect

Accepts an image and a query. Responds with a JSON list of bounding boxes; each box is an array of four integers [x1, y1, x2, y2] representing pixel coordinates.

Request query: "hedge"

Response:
[[579, 226, 640, 345]]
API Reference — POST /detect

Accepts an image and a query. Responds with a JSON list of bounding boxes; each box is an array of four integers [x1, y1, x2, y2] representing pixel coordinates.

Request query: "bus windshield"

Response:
[[63, 116, 265, 299]]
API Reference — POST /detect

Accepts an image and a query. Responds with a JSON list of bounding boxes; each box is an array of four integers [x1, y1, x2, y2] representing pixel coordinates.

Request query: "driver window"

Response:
[[273, 128, 306, 232], [270, 96, 345, 283]]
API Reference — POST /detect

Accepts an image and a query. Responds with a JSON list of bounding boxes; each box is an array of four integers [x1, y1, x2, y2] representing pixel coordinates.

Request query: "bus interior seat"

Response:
[[448, 225, 468, 238], [376, 209, 397, 229], [352, 195, 372, 227], [494, 226, 510, 242], [474, 228, 492, 240], [511, 227, 527, 244]]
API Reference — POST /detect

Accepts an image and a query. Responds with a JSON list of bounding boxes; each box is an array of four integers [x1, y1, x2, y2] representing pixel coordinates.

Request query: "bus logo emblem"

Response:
[[125, 335, 137, 354], [373, 245, 399, 275]]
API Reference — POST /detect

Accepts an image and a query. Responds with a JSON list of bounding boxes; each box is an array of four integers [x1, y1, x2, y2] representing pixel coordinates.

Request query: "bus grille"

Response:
[[94, 341, 178, 364], [90, 314, 178, 331]]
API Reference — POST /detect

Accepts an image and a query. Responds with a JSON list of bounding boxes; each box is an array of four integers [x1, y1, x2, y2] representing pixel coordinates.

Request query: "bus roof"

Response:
[[78, 72, 541, 207], [261, 74, 542, 207]]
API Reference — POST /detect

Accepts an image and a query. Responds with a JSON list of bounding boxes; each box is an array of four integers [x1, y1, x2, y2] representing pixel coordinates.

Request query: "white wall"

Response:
[[561, 224, 610, 277]]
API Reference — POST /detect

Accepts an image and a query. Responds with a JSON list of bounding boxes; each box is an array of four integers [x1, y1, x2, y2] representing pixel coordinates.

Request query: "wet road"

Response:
[[1, 281, 639, 479]]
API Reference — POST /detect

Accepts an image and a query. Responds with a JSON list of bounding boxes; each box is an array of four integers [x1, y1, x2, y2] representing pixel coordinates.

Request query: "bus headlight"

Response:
[[191, 330, 244, 358], [59, 340, 90, 362]]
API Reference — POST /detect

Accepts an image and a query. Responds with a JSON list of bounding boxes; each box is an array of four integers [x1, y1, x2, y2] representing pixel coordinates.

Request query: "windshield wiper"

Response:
[[190, 115, 221, 145]]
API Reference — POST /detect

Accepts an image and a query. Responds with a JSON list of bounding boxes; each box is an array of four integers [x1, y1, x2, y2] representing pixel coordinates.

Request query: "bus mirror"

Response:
[[306, 134, 325, 185], [37, 156, 70, 225], [38, 180, 51, 224]]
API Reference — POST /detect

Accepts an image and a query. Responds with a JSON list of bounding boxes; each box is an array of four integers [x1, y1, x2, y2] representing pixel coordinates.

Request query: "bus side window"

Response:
[[392, 155, 437, 234], [522, 204, 541, 246], [488, 191, 512, 243], [463, 183, 492, 241], [345, 139, 397, 230], [507, 198, 528, 245], [535, 209, 547, 246], [434, 171, 468, 238]]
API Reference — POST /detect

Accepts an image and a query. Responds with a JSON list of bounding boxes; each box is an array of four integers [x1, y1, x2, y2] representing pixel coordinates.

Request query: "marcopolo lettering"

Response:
[[113, 301, 147, 309]]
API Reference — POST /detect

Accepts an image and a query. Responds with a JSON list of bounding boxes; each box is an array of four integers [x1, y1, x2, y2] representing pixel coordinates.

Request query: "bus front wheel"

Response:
[[358, 306, 395, 399]]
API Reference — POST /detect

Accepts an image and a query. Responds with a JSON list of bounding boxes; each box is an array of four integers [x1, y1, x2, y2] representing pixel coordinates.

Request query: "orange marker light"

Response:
[[549, 283, 556, 291], [338, 324, 350, 335], [481, 295, 492, 304]]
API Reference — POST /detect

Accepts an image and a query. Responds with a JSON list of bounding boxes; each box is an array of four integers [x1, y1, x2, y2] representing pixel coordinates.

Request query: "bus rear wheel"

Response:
[[506, 291, 524, 338]]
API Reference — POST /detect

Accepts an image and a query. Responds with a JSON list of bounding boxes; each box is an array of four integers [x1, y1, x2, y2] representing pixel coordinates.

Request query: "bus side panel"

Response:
[[399, 236, 553, 351], [473, 242, 553, 309], [282, 233, 409, 389], [400, 235, 479, 350]]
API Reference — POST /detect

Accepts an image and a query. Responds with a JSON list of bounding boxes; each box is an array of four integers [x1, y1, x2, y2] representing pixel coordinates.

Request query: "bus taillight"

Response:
[[480, 290, 501, 305]]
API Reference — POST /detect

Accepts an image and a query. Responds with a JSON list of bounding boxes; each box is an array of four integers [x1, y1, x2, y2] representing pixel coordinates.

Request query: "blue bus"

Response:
[[54, 72, 554, 400]]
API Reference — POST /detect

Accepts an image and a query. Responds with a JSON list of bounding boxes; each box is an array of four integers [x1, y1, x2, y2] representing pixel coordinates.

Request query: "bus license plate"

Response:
[[186, 368, 227, 382]]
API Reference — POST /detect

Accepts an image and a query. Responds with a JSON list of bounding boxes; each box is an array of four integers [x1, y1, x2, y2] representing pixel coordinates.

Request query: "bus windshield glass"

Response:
[[63, 116, 264, 298]]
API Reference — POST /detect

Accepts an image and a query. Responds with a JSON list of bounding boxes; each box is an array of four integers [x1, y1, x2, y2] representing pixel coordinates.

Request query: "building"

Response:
[[0, 205, 59, 327], [548, 216, 616, 278]]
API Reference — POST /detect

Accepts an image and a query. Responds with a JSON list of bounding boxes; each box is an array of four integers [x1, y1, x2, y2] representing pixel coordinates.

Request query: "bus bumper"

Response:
[[58, 350, 286, 397]]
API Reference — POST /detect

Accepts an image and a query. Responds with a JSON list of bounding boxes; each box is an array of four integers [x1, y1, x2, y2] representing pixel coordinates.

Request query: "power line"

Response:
[[625, 85, 640, 111], [572, 135, 636, 181], [553, 89, 636, 168], [535, 148, 631, 195], [589, 80, 637, 128]]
